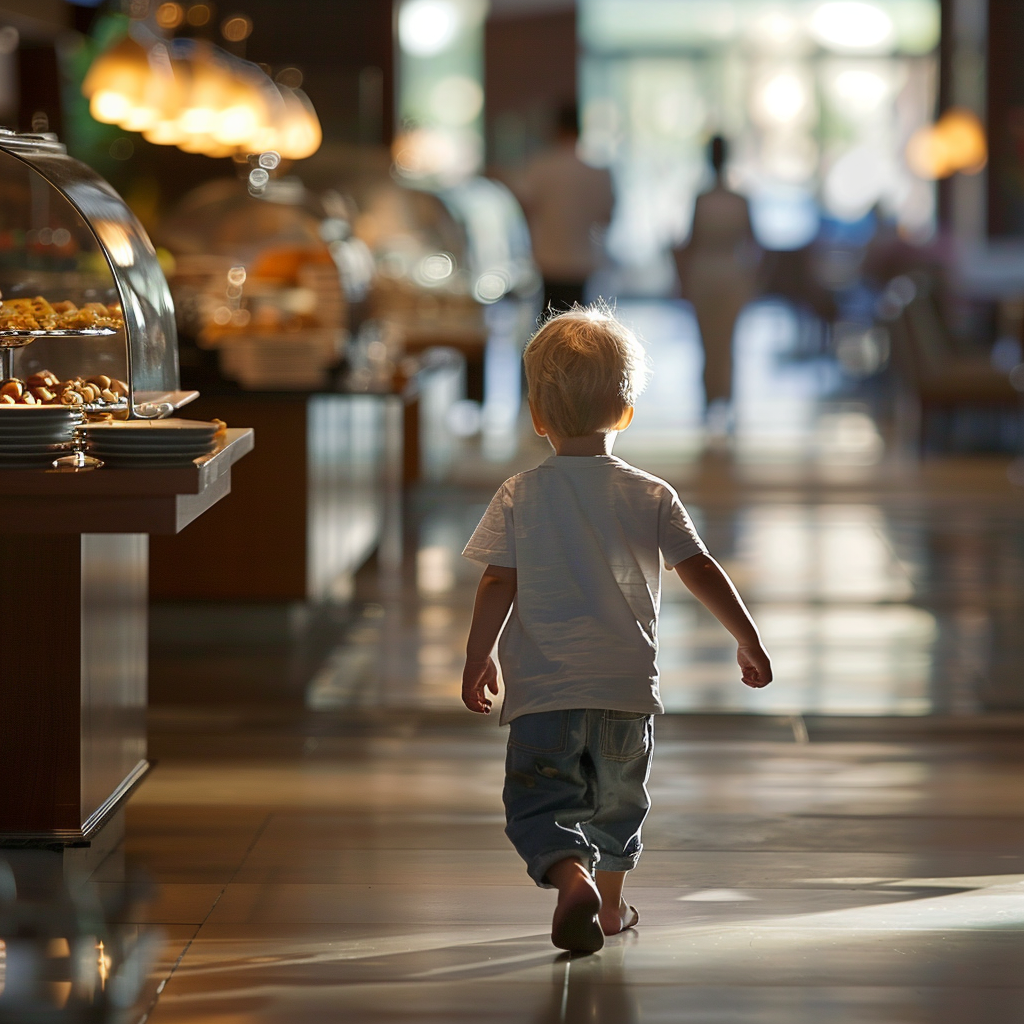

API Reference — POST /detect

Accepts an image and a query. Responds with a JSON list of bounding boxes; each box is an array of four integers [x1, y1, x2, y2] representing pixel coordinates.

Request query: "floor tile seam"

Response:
[[139, 812, 274, 1022], [147, 977, 1024, 993], [136, 923, 201, 1024]]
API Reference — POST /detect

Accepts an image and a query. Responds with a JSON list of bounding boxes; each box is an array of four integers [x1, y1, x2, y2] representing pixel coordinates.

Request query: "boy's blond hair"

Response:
[[524, 305, 649, 438]]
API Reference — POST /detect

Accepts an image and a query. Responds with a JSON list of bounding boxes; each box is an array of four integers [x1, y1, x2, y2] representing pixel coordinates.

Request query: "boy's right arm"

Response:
[[674, 553, 772, 689], [463, 564, 517, 714]]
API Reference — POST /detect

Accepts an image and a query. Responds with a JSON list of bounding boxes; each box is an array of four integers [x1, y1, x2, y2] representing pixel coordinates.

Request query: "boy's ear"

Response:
[[613, 407, 635, 431], [529, 399, 548, 437]]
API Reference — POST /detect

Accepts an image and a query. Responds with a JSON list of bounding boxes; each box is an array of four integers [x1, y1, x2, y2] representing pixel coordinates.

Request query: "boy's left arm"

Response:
[[463, 564, 518, 714], [674, 553, 772, 689]]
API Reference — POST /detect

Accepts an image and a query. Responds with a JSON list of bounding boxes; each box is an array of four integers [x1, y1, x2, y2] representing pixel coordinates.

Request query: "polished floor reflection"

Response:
[[311, 470, 1024, 719], [122, 715, 1024, 1023]]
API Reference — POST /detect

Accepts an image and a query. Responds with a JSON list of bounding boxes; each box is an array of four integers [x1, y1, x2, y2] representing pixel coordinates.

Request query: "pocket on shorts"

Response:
[[508, 711, 570, 754], [600, 710, 651, 762]]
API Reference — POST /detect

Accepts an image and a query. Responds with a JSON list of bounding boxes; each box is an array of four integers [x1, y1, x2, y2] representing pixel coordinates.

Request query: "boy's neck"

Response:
[[550, 432, 617, 457]]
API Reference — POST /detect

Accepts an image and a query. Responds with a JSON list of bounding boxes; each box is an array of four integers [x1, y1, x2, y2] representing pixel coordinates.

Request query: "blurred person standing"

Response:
[[674, 136, 759, 434], [515, 105, 615, 313]]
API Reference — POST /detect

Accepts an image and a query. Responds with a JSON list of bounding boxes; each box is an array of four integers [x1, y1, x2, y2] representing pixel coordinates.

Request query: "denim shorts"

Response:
[[503, 708, 655, 887]]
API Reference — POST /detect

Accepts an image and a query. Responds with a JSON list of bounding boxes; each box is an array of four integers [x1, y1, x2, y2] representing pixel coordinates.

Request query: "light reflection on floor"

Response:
[[353, 505, 936, 717], [657, 502, 933, 715], [121, 721, 1024, 1024]]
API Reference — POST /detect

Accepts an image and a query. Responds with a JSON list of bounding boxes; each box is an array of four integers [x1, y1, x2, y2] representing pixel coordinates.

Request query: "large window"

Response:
[[579, 0, 941, 289]]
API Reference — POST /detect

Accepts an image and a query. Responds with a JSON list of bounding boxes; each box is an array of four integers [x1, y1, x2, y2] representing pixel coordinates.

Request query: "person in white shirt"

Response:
[[514, 106, 614, 313], [462, 306, 772, 953], [674, 135, 760, 432]]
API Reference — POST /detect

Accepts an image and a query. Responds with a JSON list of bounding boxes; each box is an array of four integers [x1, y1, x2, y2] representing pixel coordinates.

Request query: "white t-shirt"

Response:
[[514, 143, 614, 282], [462, 455, 707, 724]]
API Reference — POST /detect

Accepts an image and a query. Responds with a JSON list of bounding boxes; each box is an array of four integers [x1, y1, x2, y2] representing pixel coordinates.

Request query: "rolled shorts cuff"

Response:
[[594, 847, 642, 873], [529, 847, 595, 889]]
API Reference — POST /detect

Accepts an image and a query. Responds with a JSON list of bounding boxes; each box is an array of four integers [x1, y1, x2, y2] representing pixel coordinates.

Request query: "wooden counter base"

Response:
[[0, 428, 253, 842]]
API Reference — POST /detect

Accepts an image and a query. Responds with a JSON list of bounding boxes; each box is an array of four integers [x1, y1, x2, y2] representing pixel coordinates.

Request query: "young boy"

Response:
[[461, 306, 771, 954]]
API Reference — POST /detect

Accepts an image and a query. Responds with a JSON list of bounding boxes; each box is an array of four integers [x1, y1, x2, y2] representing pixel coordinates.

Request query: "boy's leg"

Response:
[[594, 869, 638, 934], [503, 710, 605, 952], [581, 710, 654, 934], [503, 710, 597, 886], [547, 857, 604, 953]]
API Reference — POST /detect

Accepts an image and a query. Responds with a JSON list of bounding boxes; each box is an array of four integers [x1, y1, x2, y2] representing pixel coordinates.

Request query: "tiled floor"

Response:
[[92, 299, 1024, 1019], [121, 717, 1024, 1023]]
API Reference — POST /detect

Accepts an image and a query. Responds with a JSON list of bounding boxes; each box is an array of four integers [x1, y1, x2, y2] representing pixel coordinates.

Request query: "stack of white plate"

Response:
[[83, 418, 219, 468], [0, 406, 82, 468]]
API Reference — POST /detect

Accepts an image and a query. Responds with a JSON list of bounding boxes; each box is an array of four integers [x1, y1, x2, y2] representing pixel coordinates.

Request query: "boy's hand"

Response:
[[463, 655, 500, 714], [738, 644, 772, 688]]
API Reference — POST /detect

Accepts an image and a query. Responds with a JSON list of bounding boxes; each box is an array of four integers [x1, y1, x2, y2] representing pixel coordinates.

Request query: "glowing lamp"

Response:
[[90, 90, 132, 125], [84, 35, 153, 127], [216, 101, 261, 145], [178, 44, 234, 138], [143, 118, 186, 146], [275, 86, 322, 160], [248, 126, 280, 153], [82, 32, 323, 162], [906, 108, 987, 180], [82, 35, 150, 102], [938, 109, 987, 173]]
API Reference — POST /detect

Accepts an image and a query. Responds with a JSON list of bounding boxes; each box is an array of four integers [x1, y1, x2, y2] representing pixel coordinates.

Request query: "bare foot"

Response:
[[548, 859, 604, 953], [599, 898, 639, 936]]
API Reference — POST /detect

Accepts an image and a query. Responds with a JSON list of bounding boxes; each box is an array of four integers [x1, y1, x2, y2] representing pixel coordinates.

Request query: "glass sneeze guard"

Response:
[[0, 129, 183, 417]]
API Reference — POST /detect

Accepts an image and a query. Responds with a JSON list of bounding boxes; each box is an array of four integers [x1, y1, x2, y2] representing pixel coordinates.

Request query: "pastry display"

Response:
[[160, 180, 348, 390], [0, 295, 124, 332], [0, 371, 128, 407]]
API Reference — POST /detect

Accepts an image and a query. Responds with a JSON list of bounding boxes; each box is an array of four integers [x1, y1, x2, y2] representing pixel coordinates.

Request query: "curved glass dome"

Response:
[[0, 130, 179, 413]]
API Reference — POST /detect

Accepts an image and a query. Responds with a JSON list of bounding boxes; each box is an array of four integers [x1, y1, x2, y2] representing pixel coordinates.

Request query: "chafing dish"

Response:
[[0, 128, 196, 417]]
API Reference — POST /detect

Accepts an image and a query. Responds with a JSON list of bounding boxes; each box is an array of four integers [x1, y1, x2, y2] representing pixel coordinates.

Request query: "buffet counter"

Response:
[[0, 428, 252, 532], [149, 394, 398, 603], [0, 128, 260, 875], [0, 430, 253, 844]]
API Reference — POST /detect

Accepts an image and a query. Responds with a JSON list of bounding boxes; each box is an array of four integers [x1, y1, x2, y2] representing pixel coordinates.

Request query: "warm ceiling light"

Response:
[[143, 117, 186, 146], [91, 90, 133, 124], [216, 101, 261, 146], [177, 44, 234, 138], [274, 86, 322, 160], [82, 35, 151, 124], [83, 30, 322, 161], [906, 108, 987, 180], [906, 126, 954, 180], [156, 2, 184, 29], [222, 16, 253, 42], [939, 109, 988, 173], [810, 2, 894, 53], [119, 44, 184, 133]]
